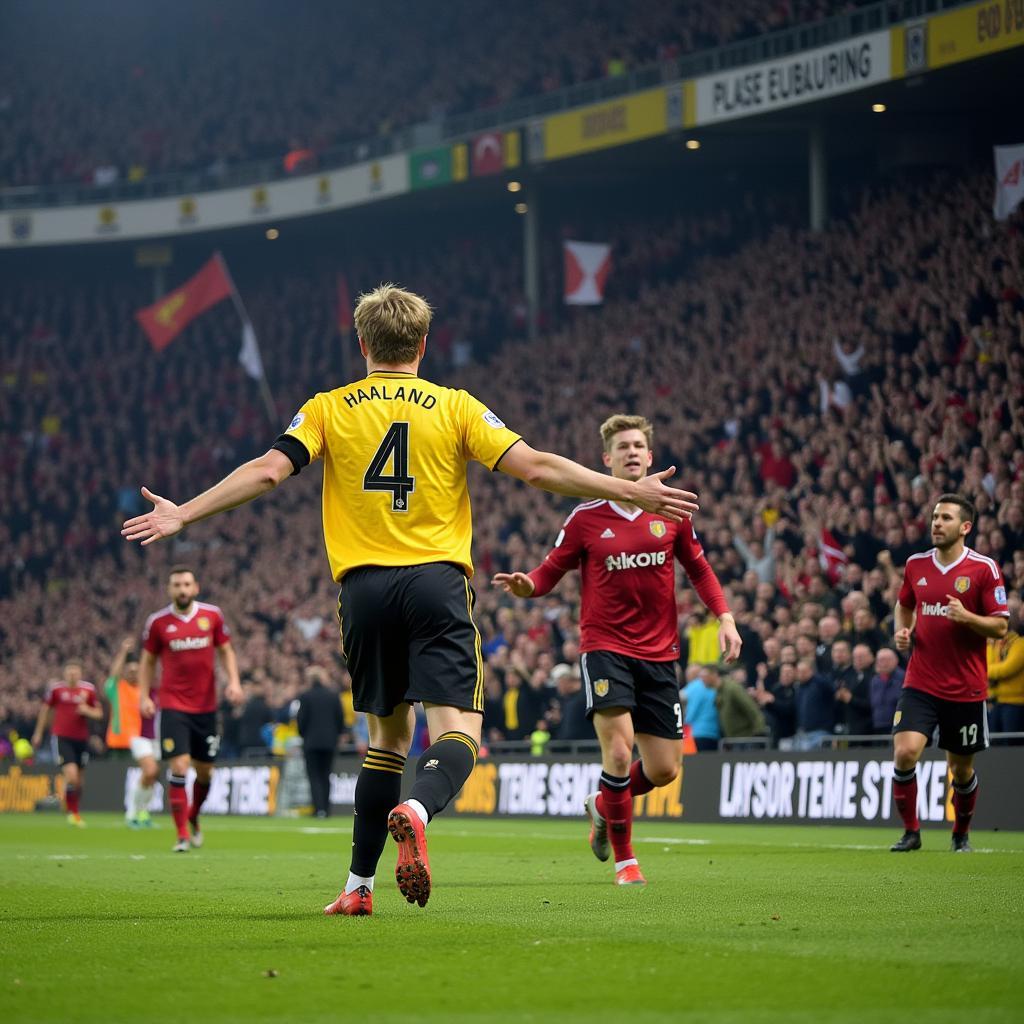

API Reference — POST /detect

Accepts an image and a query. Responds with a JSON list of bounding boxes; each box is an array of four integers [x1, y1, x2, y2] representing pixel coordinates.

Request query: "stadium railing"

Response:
[[0, 0, 973, 211]]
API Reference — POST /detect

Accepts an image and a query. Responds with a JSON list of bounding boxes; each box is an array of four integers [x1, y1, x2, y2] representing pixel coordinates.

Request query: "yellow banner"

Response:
[[928, 0, 1024, 68], [544, 87, 667, 161]]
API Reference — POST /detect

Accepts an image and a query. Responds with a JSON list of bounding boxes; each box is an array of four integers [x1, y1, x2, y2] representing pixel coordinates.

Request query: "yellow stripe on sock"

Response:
[[362, 760, 405, 775], [437, 731, 479, 760], [366, 749, 406, 766]]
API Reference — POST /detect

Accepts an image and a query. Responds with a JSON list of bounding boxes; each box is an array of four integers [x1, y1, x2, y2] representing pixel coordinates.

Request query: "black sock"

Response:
[[350, 747, 406, 877], [408, 731, 479, 821]]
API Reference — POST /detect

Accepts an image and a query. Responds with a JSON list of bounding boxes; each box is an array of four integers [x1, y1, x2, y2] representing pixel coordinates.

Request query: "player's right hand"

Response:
[[120, 636, 135, 652], [140, 697, 156, 718], [894, 627, 912, 652], [630, 468, 699, 522], [31, 732, 42, 750], [121, 487, 185, 546], [491, 572, 536, 598]]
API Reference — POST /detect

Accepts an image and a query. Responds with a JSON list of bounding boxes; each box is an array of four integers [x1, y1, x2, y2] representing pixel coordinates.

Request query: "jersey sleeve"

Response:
[[527, 512, 585, 597], [44, 682, 58, 707], [674, 524, 729, 617], [142, 616, 162, 655], [273, 394, 326, 472], [897, 565, 916, 609], [981, 566, 1010, 617], [457, 390, 522, 470], [213, 611, 231, 647], [84, 684, 99, 708]]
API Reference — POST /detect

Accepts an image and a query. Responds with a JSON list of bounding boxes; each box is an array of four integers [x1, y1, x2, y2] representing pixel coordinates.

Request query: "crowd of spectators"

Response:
[[2, 163, 1023, 758], [2, 0, 875, 188]]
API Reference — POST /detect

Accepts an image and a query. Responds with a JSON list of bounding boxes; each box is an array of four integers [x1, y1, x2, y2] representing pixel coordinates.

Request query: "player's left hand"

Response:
[[121, 487, 185, 546], [945, 596, 971, 624], [719, 616, 742, 663], [225, 680, 244, 706]]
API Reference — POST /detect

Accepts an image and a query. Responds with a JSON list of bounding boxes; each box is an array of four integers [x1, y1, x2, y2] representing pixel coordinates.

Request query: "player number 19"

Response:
[[959, 724, 978, 747]]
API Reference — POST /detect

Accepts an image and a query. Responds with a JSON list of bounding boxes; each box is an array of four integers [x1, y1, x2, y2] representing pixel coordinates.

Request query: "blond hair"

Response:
[[353, 283, 432, 365], [600, 414, 653, 452]]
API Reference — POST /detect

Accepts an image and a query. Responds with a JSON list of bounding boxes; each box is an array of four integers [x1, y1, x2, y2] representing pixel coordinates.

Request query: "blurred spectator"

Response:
[[987, 595, 1024, 739], [793, 657, 835, 751], [682, 666, 720, 751], [869, 648, 904, 735], [704, 663, 767, 741], [296, 665, 345, 817], [835, 643, 875, 738]]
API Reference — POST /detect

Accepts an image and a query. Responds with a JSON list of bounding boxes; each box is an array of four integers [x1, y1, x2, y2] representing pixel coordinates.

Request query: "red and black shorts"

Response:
[[580, 650, 682, 740], [893, 687, 989, 755]]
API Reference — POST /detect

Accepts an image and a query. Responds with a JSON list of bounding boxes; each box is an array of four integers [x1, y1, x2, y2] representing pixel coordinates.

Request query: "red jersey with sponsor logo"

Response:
[[527, 500, 729, 661], [142, 602, 230, 714], [898, 547, 1009, 701], [45, 680, 98, 741]]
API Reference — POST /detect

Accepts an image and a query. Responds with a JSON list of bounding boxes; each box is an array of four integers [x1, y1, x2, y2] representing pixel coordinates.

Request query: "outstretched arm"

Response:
[[121, 449, 294, 546], [495, 440, 698, 523]]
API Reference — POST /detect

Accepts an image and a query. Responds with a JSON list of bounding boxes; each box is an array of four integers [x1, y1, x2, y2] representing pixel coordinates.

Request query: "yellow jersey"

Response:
[[278, 370, 521, 581]]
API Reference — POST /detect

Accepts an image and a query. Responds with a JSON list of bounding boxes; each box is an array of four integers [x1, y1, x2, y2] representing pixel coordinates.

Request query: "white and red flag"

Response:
[[994, 144, 1024, 221], [563, 240, 611, 305]]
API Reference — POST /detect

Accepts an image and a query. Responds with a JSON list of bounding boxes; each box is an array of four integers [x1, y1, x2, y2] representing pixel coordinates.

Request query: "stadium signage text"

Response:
[[927, 0, 1024, 67], [694, 31, 891, 125], [718, 758, 951, 823]]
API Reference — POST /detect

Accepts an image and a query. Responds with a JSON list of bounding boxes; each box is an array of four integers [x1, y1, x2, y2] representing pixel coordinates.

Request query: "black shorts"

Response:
[[580, 650, 682, 740], [893, 687, 989, 755], [339, 562, 483, 717], [160, 709, 220, 763], [56, 737, 89, 768]]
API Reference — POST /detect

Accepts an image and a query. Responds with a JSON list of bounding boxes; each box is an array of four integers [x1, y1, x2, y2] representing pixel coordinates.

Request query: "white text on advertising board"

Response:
[[719, 759, 951, 822]]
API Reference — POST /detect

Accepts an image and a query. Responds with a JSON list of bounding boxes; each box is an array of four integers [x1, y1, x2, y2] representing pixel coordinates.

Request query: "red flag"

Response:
[[472, 132, 504, 176], [336, 273, 353, 335], [135, 256, 231, 352]]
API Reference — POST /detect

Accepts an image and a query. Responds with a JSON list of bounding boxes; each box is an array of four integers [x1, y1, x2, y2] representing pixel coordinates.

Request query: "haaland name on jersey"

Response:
[[342, 382, 438, 410]]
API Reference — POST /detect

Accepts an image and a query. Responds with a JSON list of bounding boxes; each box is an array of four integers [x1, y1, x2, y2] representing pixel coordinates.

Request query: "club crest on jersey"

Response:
[[954, 576, 970, 594], [163, 738, 175, 752], [649, 521, 666, 538], [893, 710, 902, 726], [197, 616, 211, 631], [594, 679, 610, 697]]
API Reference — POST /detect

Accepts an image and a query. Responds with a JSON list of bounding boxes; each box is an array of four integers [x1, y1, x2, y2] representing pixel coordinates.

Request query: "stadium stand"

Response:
[[2, 163, 1022, 751], [0, 0, 877, 188]]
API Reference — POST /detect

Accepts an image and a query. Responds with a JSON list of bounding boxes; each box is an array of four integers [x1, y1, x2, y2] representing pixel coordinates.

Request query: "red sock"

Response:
[[952, 774, 978, 836], [630, 760, 655, 797], [189, 780, 211, 826], [64, 785, 80, 815], [168, 775, 190, 839], [893, 768, 919, 832], [596, 772, 634, 865]]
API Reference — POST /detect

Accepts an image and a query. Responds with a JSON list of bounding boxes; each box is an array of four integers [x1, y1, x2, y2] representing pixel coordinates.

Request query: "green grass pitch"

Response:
[[2, 813, 1022, 1023]]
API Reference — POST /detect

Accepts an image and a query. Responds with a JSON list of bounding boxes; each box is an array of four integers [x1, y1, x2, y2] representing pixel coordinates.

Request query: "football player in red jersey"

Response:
[[494, 415, 741, 884], [31, 660, 104, 826], [890, 494, 1009, 853], [139, 566, 243, 852]]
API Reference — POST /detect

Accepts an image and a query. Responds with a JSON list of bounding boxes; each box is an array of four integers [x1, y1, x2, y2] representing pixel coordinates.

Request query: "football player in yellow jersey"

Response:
[[122, 283, 698, 915]]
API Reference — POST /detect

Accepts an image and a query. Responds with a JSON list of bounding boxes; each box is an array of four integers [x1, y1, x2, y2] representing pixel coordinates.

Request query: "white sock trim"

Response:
[[345, 872, 374, 894], [614, 858, 638, 871], [406, 798, 429, 826]]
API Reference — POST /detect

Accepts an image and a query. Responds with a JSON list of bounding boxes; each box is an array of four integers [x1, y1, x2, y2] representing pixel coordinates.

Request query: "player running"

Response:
[[138, 567, 242, 852], [104, 637, 160, 828], [121, 284, 698, 915], [890, 493, 1009, 853], [494, 415, 741, 885], [31, 660, 104, 826]]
